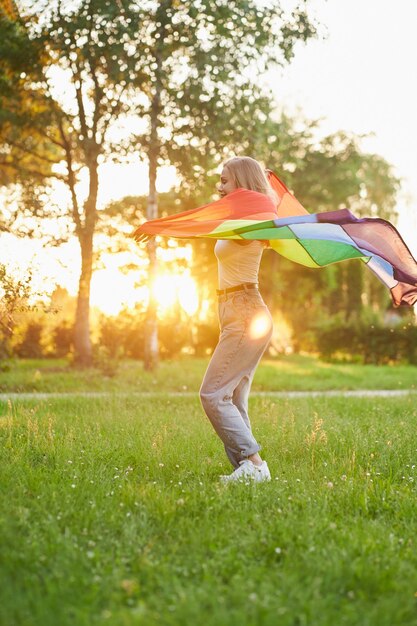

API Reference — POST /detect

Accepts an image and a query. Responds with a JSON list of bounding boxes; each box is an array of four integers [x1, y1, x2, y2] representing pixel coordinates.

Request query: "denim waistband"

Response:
[[216, 282, 258, 297]]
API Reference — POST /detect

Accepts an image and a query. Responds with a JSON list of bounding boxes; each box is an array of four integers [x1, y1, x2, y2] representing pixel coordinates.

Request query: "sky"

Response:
[[272, 0, 417, 253], [2, 0, 417, 309]]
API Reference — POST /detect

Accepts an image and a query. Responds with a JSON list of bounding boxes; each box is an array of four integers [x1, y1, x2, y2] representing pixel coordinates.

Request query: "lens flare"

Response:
[[249, 311, 272, 340]]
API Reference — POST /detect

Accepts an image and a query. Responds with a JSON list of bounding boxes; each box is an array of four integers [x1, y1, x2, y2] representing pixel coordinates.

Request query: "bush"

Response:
[[158, 319, 190, 359], [194, 322, 219, 356], [52, 322, 74, 357], [97, 309, 146, 359], [92, 344, 122, 377], [15, 322, 44, 358], [315, 322, 417, 364], [97, 316, 126, 359]]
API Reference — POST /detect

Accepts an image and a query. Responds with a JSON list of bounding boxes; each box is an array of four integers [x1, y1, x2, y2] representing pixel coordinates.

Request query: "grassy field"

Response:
[[1, 357, 417, 625], [0, 354, 416, 393]]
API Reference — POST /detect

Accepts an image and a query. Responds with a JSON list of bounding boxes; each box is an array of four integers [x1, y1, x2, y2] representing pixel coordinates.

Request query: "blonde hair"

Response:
[[223, 156, 278, 205]]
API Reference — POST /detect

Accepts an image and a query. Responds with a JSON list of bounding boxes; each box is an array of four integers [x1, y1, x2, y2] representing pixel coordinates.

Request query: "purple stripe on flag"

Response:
[[343, 222, 417, 286]]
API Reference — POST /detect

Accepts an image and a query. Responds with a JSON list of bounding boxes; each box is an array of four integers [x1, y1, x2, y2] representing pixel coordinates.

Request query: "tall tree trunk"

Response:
[[73, 157, 98, 366], [74, 230, 94, 366], [143, 3, 171, 371], [144, 116, 159, 371]]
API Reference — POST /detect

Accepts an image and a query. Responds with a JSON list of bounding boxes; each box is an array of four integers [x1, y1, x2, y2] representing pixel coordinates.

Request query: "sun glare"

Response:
[[177, 276, 199, 316], [90, 269, 139, 316], [152, 274, 177, 312], [151, 272, 199, 316]]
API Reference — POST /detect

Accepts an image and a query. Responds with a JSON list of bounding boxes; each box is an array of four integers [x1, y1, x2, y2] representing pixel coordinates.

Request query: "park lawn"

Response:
[[0, 354, 416, 393], [1, 393, 417, 626]]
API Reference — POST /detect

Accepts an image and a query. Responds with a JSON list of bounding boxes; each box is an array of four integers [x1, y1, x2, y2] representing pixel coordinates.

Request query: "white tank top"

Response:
[[214, 240, 264, 289]]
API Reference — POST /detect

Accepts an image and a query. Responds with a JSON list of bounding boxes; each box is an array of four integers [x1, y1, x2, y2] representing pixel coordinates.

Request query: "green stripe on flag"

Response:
[[301, 240, 366, 265]]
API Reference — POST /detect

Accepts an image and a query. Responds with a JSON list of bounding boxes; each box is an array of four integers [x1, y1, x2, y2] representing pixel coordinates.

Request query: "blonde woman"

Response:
[[199, 156, 275, 483]]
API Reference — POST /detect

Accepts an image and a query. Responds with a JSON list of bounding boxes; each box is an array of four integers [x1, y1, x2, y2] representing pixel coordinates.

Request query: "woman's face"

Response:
[[218, 167, 237, 198]]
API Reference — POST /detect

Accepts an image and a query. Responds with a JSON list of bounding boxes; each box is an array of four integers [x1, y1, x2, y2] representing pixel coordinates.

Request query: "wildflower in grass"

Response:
[[327, 481, 334, 489], [275, 547, 282, 554], [176, 498, 185, 505]]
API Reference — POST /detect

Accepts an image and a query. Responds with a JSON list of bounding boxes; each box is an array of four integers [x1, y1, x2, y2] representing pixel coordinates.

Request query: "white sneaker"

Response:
[[219, 460, 271, 484]]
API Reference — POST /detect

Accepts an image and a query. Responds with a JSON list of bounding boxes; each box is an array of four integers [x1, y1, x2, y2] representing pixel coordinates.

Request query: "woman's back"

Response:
[[214, 239, 264, 289]]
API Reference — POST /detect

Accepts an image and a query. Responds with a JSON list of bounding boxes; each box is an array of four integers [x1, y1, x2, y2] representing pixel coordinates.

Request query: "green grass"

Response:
[[0, 354, 416, 393], [2, 391, 417, 625]]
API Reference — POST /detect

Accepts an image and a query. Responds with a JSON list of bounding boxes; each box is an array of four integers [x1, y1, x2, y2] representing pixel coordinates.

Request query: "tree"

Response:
[[0, 263, 40, 361], [97, 114, 401, 359], [0, 0, 317, 368], [254, 117, 401, 343]]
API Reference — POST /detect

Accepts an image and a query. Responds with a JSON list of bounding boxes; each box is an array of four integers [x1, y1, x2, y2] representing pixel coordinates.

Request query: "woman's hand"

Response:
[[133, 233, 155, 244]]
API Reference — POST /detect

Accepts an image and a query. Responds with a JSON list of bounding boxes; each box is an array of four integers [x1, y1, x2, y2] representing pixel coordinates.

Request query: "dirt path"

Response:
[[0, 389, 415, 401]]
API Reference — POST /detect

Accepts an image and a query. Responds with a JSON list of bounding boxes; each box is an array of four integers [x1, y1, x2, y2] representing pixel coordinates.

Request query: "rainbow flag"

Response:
[[131, 171, 417, 307]]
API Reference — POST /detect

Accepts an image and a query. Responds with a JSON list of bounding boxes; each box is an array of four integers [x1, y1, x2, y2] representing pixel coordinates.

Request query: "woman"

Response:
[[199, 156, 276, 484], [133, 156, 417, 480]]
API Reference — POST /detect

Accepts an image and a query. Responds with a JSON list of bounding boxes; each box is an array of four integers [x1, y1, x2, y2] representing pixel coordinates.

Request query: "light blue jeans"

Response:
[[199, 286, 273, 468]]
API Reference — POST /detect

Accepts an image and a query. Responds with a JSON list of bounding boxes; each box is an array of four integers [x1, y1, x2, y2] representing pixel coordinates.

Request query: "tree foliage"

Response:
[[252, 116, 402, 341], [0, 0, 318, 366]]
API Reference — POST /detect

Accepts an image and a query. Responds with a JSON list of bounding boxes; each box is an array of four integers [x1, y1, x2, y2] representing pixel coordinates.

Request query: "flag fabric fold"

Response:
[[130, 171, 417, 307]]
